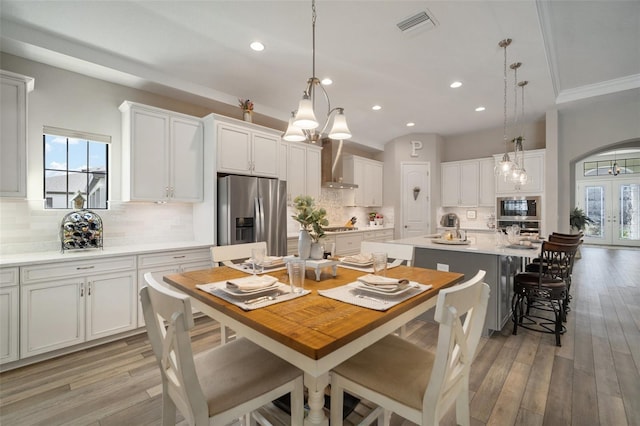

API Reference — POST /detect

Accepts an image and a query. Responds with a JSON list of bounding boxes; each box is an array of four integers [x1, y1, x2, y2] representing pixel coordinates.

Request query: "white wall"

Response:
[[383, 133, 444, 237], [557, 89, 640, 232]]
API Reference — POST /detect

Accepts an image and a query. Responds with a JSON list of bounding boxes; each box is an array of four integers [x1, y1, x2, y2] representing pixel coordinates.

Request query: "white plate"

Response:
[[355, 283, 413, 296], [244, 261, 285, 270], [431, 239, 471, 245], [221, 282, 281, 297]]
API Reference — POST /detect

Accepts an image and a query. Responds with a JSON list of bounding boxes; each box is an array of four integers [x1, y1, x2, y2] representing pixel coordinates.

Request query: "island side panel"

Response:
[[414, 248, 521, 335]]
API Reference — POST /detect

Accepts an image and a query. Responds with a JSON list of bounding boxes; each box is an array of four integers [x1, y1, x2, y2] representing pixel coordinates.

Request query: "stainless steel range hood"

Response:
[[321, 139, 358, 189]]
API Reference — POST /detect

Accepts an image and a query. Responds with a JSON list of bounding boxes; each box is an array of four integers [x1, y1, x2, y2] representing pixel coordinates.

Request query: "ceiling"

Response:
[[1, 1, 638, 151]]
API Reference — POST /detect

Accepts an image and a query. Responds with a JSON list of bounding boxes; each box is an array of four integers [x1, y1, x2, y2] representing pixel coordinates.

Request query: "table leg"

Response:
[[331, 265, 337, 277], [304, 372, 330, 426], [315, 268, 321, 281]]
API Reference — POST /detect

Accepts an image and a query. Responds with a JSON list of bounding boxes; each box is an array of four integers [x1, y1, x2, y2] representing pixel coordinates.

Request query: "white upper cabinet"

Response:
[[1, 71, 34, 198], [494, 149, 545, 194], [343, 155, 384, 207], [441, 160, 479, 207], [478, 158, 496, 206], [216, 120, 280, 178], [286, 142, 321, 202], [120, 101, 203, 202]]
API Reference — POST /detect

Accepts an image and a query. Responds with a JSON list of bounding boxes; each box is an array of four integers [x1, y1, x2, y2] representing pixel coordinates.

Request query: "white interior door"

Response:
[[401, 162, 430, 238], [577, 178, 640, 246]]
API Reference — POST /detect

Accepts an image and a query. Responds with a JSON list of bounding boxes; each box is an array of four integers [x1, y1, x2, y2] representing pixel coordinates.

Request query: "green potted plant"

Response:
[[291, 195, 328, 259], [569, 207, 593, 233]]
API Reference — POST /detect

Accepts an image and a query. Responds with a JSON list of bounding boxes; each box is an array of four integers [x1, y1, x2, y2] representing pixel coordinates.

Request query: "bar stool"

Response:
[[512, 241, 578, 346]]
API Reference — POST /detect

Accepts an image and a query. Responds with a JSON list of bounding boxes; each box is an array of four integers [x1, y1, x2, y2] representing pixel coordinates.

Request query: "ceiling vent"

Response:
[[397, 11, 436, 32]]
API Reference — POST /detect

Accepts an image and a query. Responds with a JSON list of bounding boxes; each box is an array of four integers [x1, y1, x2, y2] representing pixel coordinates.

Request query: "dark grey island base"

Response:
[[413, 247, 522, 335], [391, 234, 541, 336]]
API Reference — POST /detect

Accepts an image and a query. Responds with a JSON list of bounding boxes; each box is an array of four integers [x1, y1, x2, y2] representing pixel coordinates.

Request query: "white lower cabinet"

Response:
[[20, 256, 137, 358], [137, 249, 211, 326], [335, 233, 363, 256], [0, 268, 19, 364], [362, 229, 394, 242]]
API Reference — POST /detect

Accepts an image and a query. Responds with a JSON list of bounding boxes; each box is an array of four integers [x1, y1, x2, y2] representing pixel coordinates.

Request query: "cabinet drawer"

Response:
[[335, 233, 363, 255], [362, 231, 377, 241], [377, 229, 394, 241], [21, 256, 136, 284], [138, 249, 211, 268], [1, 267, 19, 287]]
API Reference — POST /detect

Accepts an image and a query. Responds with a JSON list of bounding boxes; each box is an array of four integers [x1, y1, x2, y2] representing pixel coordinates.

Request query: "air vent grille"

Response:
[[397, 11, 433, 32]]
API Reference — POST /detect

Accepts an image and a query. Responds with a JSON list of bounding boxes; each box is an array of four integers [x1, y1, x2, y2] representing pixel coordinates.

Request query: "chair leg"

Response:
[[161, 391, 177, 426], [290, 378, 305, 426], [329, 379, 345, 425], [554, 300, 562, 347], [511, 293, 522, 335], [455, 379, 471, 426]]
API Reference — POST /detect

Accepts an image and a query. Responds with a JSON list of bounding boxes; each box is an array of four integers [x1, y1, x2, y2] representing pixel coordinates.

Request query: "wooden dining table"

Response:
[[164, 264, 464, 426]]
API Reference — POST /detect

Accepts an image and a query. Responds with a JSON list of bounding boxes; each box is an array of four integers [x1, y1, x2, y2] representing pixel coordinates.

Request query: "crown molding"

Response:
[[556, 74, 640, 104]]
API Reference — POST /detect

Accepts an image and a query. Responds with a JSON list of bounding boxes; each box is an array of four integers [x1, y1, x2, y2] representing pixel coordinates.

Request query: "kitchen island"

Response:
[[392, 233, 541, 335]]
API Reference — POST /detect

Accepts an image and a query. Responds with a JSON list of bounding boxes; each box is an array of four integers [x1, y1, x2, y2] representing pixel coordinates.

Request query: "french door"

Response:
[[577, 178, 640, 246]]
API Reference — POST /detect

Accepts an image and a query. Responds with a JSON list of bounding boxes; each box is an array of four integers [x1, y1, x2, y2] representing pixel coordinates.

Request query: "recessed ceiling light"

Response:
[[321, 78, 332, 85], [372, 105, 382, 111], [250, 41, 265, 51], [450, 81, 462, 88], [475, 106, 486, 112], [406, 122, 415, 127]]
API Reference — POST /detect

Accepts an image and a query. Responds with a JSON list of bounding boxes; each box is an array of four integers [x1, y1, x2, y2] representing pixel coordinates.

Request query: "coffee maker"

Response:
[[440, 213, 459, 228]]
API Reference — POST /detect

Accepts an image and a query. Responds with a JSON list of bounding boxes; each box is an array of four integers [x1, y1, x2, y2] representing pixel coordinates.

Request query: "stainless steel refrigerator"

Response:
[[217, 175, 287, 256]]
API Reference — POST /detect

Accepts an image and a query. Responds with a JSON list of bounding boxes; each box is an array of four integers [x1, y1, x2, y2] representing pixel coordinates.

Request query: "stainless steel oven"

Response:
[[497, 196, 541, 220], [496, 195, 541, 233]]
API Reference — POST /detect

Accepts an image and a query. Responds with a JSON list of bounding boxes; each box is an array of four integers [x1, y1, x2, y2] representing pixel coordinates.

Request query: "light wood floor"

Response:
[[1, 246, 638, 426]]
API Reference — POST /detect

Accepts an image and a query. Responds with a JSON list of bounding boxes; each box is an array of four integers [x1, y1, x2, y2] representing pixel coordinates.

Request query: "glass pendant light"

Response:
[[494, 38, 515, 179], [284, 0, 351, 143]]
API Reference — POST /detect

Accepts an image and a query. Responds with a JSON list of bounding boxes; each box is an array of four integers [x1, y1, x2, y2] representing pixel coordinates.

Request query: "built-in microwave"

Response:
[[497, 196, 541, 221]]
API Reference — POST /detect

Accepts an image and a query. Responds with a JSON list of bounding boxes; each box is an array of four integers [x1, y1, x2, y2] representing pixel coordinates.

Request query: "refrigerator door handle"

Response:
[[255, 197, 264, 242]]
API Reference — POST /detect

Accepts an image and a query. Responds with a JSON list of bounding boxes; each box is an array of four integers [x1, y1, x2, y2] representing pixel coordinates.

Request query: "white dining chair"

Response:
[[210, 241, 268, 267], [330, 270, 489, 426], [360, 241, 414, 266], [140, 272, 304, 426], [210, 242, 270, 343]]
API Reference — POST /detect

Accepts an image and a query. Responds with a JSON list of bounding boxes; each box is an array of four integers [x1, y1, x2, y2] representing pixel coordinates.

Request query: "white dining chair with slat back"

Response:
[[330, 270, 489, 426], [360, 241, 414, 266], [141, 272, 304, 426], [361, 241, 415, 337], [210, 242, 268, 343], [210, 241, 268, 267]]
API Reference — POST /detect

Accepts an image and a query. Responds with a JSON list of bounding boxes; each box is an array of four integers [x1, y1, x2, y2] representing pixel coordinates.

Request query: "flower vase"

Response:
[[243, 111, 252, 123], [298, 229, 311, 260], [310, 242, 324, 260]]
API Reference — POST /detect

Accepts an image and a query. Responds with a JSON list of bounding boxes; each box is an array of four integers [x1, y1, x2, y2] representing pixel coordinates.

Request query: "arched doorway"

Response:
[[574, 139, 640, 247]]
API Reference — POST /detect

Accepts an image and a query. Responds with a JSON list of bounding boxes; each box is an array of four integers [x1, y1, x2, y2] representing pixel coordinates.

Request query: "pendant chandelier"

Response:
[[494, 39, 515, 178], [608, 151, 621, 176], [283, 0, 351, 143], [510, 61, 529, 187]]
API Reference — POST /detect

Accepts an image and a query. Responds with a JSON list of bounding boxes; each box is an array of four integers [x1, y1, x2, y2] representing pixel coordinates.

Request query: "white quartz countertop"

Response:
[[287, 224, 394, 239], [0, 241, 212, 268], [391, 233, 541, 257]]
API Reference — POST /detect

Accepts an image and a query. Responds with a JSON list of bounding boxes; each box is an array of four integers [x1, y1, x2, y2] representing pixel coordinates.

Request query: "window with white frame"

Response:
[[43, 127, 109, 209]]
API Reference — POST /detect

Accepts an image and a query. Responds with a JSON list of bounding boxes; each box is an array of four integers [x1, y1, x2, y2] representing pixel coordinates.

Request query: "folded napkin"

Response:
[[342, 253, 373, 264], [247, 256, 284, 266], [357, 274, 410, 290], [226, 275, 278, 291]]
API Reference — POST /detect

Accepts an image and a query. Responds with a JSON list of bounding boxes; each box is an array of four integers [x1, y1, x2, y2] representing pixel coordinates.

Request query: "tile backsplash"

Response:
[[0, 200, 195, 255], [286, 189, 393, 234]]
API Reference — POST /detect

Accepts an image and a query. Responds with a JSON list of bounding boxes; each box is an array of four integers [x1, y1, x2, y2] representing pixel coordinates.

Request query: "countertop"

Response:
[[391, 233, 541, 257], [0, 241, 212, 268], [287, 224, 394, 239]]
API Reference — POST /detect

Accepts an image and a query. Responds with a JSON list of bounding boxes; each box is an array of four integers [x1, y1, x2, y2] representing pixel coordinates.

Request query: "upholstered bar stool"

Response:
[[512, 241, 578, 346]]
